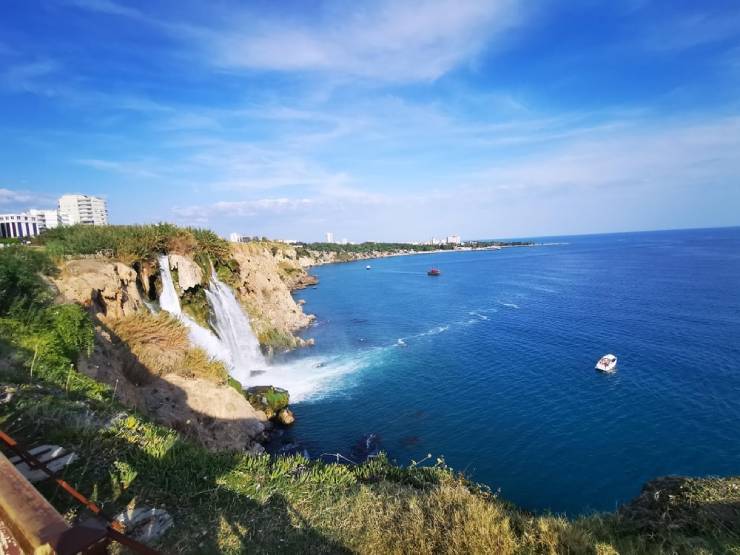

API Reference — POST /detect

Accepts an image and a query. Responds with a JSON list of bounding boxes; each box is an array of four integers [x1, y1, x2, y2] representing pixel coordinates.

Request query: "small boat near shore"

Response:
[[366, 265, 371, 270], [427, 268, 441, 276], [595, 354, 617, 372]]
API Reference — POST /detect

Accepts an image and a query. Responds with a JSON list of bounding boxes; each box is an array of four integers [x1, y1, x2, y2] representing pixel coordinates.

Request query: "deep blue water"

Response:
[[281, 227, 740, 515]]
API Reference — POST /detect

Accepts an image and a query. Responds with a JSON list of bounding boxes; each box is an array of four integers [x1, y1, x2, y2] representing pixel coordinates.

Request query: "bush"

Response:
[[46, 304, 95, 359], [37, 224, 232, 265], [0, 246, 57, 314]]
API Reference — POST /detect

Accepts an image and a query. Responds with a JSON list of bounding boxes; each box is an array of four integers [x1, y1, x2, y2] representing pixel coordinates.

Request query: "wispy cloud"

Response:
[[62, 0, 144, 19], [0, 188, 35, 205], [0, 60, 60, 95], [61, 0, 525, 82], [640, 9, 740, 52], [76, 158, 162, 178], [205, 0, 524, 80]]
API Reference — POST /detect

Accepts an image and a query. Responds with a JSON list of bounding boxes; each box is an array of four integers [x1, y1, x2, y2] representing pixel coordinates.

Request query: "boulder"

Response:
[[168, 254, 204, 291], [54, 259, 143, 319], [244, 386, 290, 419], [277, 408, 295, 426]]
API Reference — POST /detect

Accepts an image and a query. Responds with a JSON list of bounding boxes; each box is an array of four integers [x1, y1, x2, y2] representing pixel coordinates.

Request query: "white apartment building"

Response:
[[28, 209, 61, 230], [58, 194, 108, 226], [0, 212, 43, 239], [446, 235, 461, 245], [325, 232, 334, 243]]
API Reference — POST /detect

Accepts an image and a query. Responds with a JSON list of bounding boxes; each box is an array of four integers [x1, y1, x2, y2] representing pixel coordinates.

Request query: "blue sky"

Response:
[[1, 0, 739, 241]]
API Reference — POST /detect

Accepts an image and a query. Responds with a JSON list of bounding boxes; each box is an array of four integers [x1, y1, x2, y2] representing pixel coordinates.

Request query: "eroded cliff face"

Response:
[[54, 258, 144, 319], [51, 247, 315, 451], [79, 327, 268, 452], [53, 246, 317, 350], [229, 242, 315, 350]]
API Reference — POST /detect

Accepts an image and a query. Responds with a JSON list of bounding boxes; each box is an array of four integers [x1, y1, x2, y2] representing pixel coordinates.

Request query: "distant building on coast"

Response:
[[0, 212, 44, 239], [325, 232, 334, 243], [446, 235, 461, 245], [29, 209, 61, 230], [58, 194, 108, 226], [229, 233, 251, 243], [1, 194, 106, 240]]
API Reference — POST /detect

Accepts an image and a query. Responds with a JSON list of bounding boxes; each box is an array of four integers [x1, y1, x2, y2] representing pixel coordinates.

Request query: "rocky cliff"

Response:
[[49, 244, 317, 451], [229, 242, 315, 350]]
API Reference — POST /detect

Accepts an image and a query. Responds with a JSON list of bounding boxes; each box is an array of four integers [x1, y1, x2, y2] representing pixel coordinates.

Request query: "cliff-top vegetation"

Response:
[[36, 223, 230, 264], [1, 243, 739, 553]]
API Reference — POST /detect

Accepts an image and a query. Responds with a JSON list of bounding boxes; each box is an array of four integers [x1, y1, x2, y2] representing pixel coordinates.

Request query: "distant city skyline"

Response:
[[1, 1, 739, 241]]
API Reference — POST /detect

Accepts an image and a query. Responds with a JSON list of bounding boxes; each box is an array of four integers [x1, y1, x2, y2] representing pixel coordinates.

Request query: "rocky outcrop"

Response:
[[79, 327, 268, 452], [245, 386, 294, 426], [54, 259, 143, 319], [168, 254, 204, 291], [229, 243, 315, 350]]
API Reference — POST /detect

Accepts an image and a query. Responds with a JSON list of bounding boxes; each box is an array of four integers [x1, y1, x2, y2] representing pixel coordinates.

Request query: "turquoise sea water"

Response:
[[280, 227, 740, 515]]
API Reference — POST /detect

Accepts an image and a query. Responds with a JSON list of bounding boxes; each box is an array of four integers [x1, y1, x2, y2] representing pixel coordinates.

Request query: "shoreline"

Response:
[[302, 242, 545, 269]]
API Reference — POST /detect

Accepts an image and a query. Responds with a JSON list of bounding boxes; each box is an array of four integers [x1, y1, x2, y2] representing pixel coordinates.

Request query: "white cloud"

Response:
[[0, 188, 36, 205], [0, 60, 60, 95], [207, 0, 523, 81], [173, 197, 314, 220], [62, 0, 144, 19], [76, 158, 161, 178], [65, 0, 525, 82]]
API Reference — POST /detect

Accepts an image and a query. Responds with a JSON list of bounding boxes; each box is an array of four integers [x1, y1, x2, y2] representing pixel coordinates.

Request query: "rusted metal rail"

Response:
[[0, 429, 160, 554]]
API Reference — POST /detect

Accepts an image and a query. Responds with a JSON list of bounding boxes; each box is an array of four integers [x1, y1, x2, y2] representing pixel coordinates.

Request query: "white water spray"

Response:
[[205, 270, 267, 383], [157, 254, 367, 401], [157, 255, 231, 367]]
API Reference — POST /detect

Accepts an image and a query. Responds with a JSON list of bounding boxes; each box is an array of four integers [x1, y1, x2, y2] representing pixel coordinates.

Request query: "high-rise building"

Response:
[[0, 212, 43, 239], [325, 232, 334, 243], [58, 194, 108, 226], [28, 209, 61, 230], [446, 235, 461, 245]]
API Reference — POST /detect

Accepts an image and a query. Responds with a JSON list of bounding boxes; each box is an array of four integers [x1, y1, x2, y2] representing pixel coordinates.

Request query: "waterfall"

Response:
[[157, 254, 362, 401], [157, 255, 232, 369], [157, 255, 265, 385], [205, 271, 266, 384]]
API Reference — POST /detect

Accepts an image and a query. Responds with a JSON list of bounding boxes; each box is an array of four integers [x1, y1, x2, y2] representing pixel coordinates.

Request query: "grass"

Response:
[[2, 340, 740, 554], [107, 312, 229, 384], [36, 223, 230, 265], [2, 239, 739, 553]]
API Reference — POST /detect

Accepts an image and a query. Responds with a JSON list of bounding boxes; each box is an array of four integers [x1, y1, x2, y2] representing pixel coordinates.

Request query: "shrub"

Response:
[[37, 223, 232, 265], [46, 304, 95, 359], [0, 247, 57, 314]]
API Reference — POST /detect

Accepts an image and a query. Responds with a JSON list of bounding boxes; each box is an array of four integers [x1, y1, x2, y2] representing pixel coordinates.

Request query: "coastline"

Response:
[[299, 242, 542, 269]]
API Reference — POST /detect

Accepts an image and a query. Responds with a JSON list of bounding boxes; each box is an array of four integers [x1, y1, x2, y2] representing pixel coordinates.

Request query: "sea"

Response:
[[275, 227, 740, 515]]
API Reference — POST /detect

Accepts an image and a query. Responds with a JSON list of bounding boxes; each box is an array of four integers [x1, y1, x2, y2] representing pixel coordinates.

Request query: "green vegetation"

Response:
[[257, 326, 300, 352], [36, 223, 230, 264], [180, 286, 211, 328], [295, 239, 535, 260], [0, 246, 102, 399], [244, 386, 289, 419], [1, 241, 738, 554], [296, 241, 455, 259]]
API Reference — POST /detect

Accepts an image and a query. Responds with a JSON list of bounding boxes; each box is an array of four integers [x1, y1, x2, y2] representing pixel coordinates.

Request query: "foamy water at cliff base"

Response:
[[157, 255, 368, 401]]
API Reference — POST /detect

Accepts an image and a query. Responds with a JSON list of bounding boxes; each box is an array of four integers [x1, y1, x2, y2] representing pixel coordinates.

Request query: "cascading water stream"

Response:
[[157, 254, 363, 400], [157, 255, 232, 370], [205, 270, 267, 383]]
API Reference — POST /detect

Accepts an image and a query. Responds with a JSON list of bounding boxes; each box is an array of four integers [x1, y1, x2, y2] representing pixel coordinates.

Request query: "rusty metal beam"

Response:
[[0, 451, 70, 554]]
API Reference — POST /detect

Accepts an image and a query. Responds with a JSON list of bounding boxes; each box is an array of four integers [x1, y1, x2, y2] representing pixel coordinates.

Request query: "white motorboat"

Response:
[[366, 265, 371, 270], [595, 354, 617, 372]]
